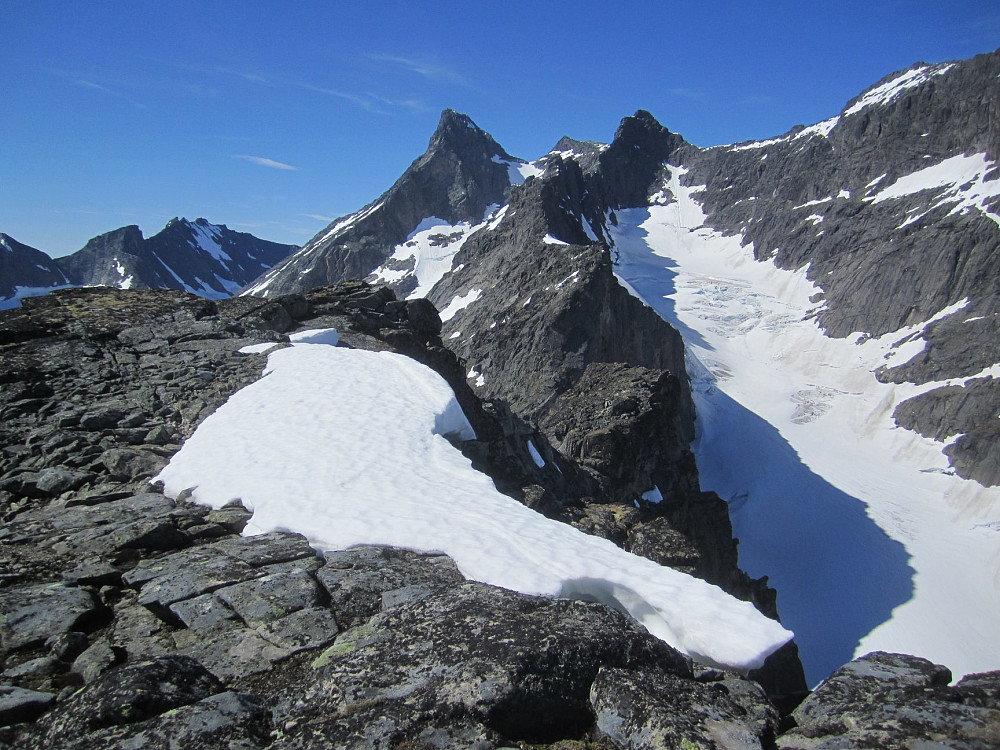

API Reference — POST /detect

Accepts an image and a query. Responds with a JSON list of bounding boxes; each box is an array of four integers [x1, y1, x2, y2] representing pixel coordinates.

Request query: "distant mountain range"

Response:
[[0, 218, 296, 309]]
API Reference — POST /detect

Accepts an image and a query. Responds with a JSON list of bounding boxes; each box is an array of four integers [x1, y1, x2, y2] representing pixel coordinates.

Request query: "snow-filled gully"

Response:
[[156, 329, 791, 673], [611, 165, 1000, 686]]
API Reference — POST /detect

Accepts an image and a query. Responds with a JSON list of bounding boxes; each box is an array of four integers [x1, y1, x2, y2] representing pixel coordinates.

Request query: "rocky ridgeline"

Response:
[[2, 285, 998, 748]]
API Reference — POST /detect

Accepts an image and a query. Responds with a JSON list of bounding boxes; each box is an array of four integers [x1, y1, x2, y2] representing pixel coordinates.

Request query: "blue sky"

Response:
[[2, 1, 998, 256]]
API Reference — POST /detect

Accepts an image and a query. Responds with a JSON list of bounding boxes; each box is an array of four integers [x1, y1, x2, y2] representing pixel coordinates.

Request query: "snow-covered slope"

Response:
[[611, 165, 1000, 685], [368, 210, 499, 299], [155, 329, 792, 671]]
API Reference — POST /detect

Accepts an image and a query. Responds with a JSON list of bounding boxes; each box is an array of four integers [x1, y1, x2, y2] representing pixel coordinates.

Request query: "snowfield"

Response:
[[156, 328, 792, 672], [370, 216, 477, 299], [611, 165, 1000, 686]]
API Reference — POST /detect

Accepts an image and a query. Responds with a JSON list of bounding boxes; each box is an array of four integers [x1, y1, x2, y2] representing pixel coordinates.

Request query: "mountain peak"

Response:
[[428, 109, 512, 161], [612, 109, 675, 146], [437, 108, 479, 131]]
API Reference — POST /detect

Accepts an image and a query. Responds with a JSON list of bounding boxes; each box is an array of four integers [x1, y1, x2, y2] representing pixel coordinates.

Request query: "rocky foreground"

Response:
[[1, 286, 998, 748]]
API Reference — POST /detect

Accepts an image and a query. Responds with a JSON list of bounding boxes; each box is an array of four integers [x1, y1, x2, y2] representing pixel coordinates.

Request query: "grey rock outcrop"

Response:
[[777, 652, 1000, 748]]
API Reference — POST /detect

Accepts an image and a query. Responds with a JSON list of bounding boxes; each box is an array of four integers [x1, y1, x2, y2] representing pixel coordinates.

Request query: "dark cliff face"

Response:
[[675, 48, 1000, 484], [599, 109, 686, 209], [429, 116, 690, 427], [55, 219, 296, 299], [56, 225, 147, 289], [246, 110, 520, 298], [0, 234, 70, 305]]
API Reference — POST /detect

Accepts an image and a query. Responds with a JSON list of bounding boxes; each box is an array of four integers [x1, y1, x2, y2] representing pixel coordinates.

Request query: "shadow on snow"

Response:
[[611, 210, 915, 686], [696, 383, 914, 686]]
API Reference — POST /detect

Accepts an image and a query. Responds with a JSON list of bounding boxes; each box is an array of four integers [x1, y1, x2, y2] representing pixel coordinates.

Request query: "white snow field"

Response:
[[156, 328, 792, 672], [610, 165, 1000, 686], [370, 216, 480, 299]]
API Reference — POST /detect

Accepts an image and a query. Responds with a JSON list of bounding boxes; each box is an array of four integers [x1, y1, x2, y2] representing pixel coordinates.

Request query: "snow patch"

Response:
[[439, 288, 482, 322], [494, 155, 543, 186], [239, 342, 281, 355], [543, 234, 569, 245], [0, 284, 72, 310], [794, 116, 840, 140], [155, 254, 199, 295], [488, 205, 509, 231], [642, 486, 664, 504], [793, 197, 834, 210], [869, 153, 1000, 227], [844, 64, 954, 117], [731, 136, 788, 152], [373, 217, 477, 299], [316, 202, 385, 245], [155, 332, 792, 670], [189, 220, 232, 264]]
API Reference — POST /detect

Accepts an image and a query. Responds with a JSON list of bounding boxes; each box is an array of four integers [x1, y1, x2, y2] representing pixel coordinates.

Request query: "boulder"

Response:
[[0, 583, 99, 651], [778, 652, 1000, 748]]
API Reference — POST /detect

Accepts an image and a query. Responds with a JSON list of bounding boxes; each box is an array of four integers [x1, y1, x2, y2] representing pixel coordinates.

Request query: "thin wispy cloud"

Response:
[[302, 213, 335, 222], [235, 155, 299, 171], [296, 83, 429, 115], [368, 93, 429, 113], [671, 87, 710, 101], [69, 76, 146, 108], [216, 67, 271, 85], [296, 82, 391, 114], [365, 53, 472, 88], [76, 79, 116, 95]]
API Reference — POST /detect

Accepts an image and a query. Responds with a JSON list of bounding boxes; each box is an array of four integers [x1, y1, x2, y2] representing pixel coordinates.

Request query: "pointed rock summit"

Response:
[[427, 109, 513, 163], [599, 110, 685, 208], [246, 110, 524, 298]]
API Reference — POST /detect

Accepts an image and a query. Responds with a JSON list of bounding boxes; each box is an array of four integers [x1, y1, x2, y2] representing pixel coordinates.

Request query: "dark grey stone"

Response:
[[2, 655, 63, 679], [37, 655, 224, 743], [169, 592, 241, 631], [124, 547, 262, 607], [214, 566, 322, 627], [172, 627, 291, 681], [590, 667, 780, 750], [103, 691, 271, 750], [47, 631, 90, 661], [778, 652, 999, 749], [316, 545, 464, 628], [254, 607, 340, 654], [71, 637, 119, 683], [34, 467, 93, 496], [0, 583, 98, 651], [0, 685, 56, 726], [288, 582, 691, 747]]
